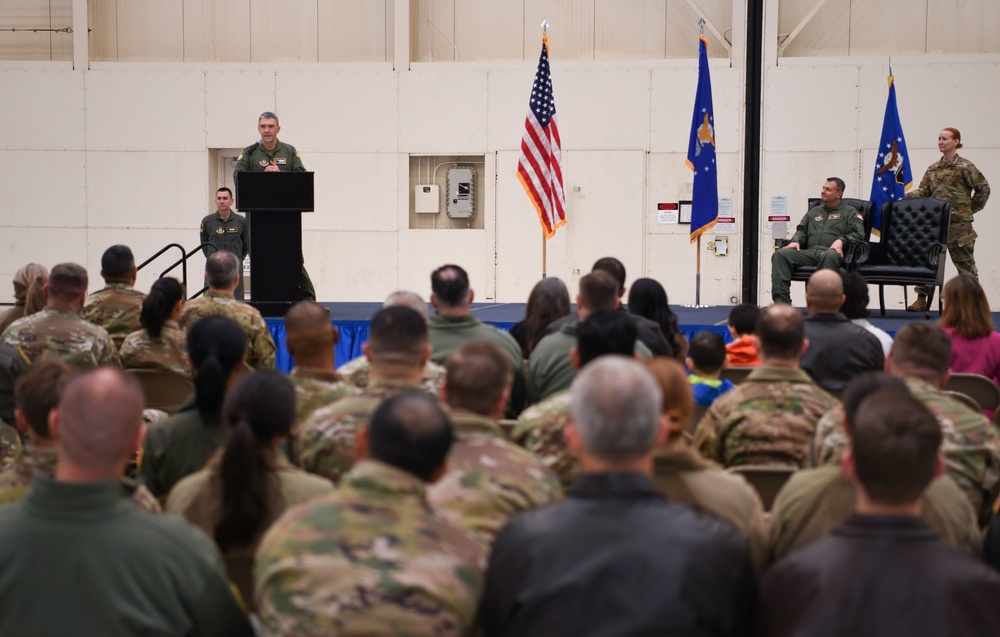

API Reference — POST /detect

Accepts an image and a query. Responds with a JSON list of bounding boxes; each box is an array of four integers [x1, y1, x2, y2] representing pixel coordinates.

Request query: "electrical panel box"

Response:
[[414, 184, 439, 214], [446, 167, 476, 219]]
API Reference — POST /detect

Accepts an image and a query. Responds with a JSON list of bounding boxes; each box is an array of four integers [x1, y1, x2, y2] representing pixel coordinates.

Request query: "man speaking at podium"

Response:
[[234, 111, 316, 300]]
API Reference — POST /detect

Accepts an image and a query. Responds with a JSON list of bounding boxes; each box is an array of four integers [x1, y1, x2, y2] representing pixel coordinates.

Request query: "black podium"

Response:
[[235, 171, 314, 317]]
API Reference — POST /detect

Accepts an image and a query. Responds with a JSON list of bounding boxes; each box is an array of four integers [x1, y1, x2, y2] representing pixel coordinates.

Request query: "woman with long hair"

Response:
[[510, 277, 571, 358], [939, 274, 1000, 388], [139, 315, 247, 498], [628, 278, 686, 362], [0, 263, 48, 335], [120, 277, 189, 378], [166, 372, 332, 610]]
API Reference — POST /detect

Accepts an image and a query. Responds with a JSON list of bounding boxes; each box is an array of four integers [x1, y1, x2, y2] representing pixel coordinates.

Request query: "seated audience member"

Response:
[[179, 250, 276, 371], [283, 301, 357, 427], [0, 343, 26, 468], [0, 358, 159, 512], [141, 315, 247, 498], [810, 321, 1000, 527], [528, 271, 650, 405], [841, 272, 892, 357], [0, 368, 252, 636], [799, 269, 884, 394], [646, 357, 768, 569], [256, 392, 485, 636], [726, 303, 760, 366], [694, 303, 838, 468], [687, 330, 735, 407], [120, 277, 190, 378], [427, 264, 525, 413], [939, 275, 1000, 393], [0, 262, 47, 336], [336, 290, 446, 395], [80, 244, 146, 349], [429, 341, 561, 544], [509, 277, 571, 359], [627, 276, 685, 361], [516, 309, 639, 485], [166, 372, 332, 611], [1, 262, 120, 369], [481, 356, 756, 637], [296, 306, 435, 482], [769, 373, 980, 563], [759, 391, 1000, 637]]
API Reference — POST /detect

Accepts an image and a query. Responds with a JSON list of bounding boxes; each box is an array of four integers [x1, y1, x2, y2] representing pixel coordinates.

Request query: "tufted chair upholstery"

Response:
[[785, 198, 875, 283], [854, 197, 951, 315]]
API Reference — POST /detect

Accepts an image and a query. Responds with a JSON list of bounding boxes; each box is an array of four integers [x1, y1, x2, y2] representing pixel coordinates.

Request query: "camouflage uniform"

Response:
[[428, 410, 562, 545], [255, 459, 486, 637], [288, 367, 359, 426], [0, 308, 120, 369], [294, 379, 426, 482], [0, 422, 22, 473], [179, 290, 276, 371], [693, 366, 838, 468], [80, 282, 146, 350], [0, 343, 27, 427], [770, 201, 864, 303], [768, 465, 980, 564], [119, 321, 191, 378], [808, 376, 1000, 526], [337, 356, 446, 396], [512, 390, 576, 486], [908, 153, 990, 293], [0, 444, 160, 512]]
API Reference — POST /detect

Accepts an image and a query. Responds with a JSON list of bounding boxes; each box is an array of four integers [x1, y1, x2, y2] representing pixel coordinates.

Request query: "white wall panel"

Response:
[[485, 68, 539, 152], [0, 70, 84, 150], [412, 0, 456, 62], [86, 227, 203, 292], [85, 71, 206, 151], [927, 1, 1000, 54], [765, 66, 860, 151], [455, 1, 522, 61], [206, 71, 275, 148], [595, 0, 665, 60], [0, 0, 72, 61], [88, 0, 117, 61], [115, 2, 184, 62], [522, 0, 594, 61], [557, 70, 651, 151], [397, 230, 489, 301], [0, 150, 86, 228], [848, 1, 926, 56], [0, 228, 88, 303], [646, 151, 742, 233], [304, 230, 399, 302], [398, 69, 487, 153], [86, 151, 209, 229], [277, 71, 398, 153], [318, 0, 388, 62], [301, 153, 399, 232], [183, 0, 251, 62], [250, 0, 317, 63], [650, 66, 741, 154], [495, 149, 546, 303]]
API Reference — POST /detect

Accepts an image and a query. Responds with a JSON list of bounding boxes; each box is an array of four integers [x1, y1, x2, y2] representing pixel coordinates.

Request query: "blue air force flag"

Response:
[[685, 36, 718, 243], [869, 75, 912, 233]]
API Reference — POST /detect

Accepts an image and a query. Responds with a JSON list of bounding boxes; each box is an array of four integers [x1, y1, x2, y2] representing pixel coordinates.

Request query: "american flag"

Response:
[[517, 35, 565, 239]]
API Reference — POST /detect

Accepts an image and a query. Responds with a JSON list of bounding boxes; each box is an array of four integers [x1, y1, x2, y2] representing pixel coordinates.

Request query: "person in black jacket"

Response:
[[481, 355, 757, 637]]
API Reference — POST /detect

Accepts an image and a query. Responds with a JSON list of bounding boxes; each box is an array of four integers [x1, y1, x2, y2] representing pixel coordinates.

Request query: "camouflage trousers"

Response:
[[916, 219, 977, 298], [771, 246, 843, 304]]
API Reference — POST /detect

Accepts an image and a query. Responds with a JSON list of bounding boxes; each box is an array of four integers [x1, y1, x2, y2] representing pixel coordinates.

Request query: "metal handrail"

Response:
[[137, 243, 216, 300]]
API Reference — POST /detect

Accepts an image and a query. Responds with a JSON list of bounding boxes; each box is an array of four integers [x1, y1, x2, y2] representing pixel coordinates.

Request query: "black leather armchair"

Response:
[[852, 197, 951, 316]]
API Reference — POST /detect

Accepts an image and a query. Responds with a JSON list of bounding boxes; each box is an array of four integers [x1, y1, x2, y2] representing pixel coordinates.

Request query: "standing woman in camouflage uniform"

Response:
[[120, 278, 190, 379], [907, 127, 990, 311]]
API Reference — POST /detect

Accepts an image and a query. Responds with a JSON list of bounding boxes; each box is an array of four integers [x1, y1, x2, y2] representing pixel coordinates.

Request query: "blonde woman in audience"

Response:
[[0, 263, 47, 336], [120, 277, 190, 378], [167, 371, 332, 611]]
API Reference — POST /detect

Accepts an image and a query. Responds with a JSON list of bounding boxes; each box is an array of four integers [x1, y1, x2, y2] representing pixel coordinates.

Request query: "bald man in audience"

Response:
[[295, 306, 436, 481], [429, 341, 561, 545], [810, 321, 1000, 527], [693, 303, 838, 468], [0, 367, 251, 635], [336, 290, 446, 395], [284, 301, 357, 427], [798, 269, 884, 394], [770, 372, 981, 563]]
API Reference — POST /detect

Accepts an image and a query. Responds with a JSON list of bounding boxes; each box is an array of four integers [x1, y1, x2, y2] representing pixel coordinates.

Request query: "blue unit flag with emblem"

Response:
[[869, 75, 912, 233], [685, 36, 718, 243]]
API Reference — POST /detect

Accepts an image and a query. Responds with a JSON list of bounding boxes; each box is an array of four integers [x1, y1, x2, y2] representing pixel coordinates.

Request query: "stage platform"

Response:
[[265, 302, 942, 373]]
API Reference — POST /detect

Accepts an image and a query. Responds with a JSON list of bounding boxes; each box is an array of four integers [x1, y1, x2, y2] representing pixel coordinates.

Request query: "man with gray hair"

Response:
[[179, 250, 276, 370], [481, 356, 756, 636], [337, 290, 446, 395]]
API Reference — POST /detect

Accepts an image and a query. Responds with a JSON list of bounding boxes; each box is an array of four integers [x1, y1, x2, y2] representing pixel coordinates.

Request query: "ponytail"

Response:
[[186, 316, 246, 423], [141, 277, 183, 339]]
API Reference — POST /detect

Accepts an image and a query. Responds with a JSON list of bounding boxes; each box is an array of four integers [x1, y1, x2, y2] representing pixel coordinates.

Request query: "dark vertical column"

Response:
[[742, 0, 765, 303]]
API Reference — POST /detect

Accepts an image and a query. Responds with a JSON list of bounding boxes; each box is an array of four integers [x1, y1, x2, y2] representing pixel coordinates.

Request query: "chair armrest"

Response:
[[843, 239, 870, 265], [928, 243, 947, 266]]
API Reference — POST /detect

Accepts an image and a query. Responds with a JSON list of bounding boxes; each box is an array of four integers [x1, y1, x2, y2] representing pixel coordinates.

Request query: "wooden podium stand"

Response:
[[235, 171, 314, 317]]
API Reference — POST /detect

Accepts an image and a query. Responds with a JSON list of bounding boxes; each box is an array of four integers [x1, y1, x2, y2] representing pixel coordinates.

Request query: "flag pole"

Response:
[[541, 18, 549, 280], [692, 18, 706, 308]]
